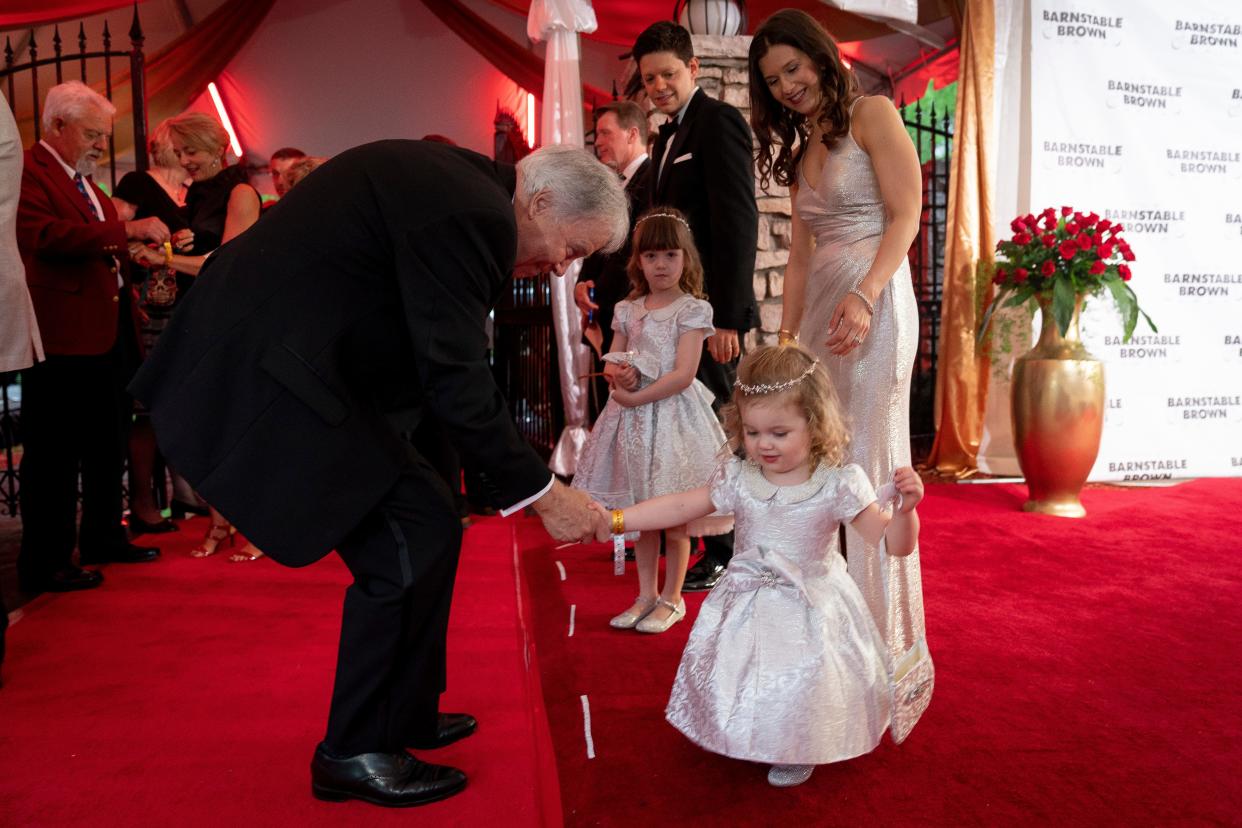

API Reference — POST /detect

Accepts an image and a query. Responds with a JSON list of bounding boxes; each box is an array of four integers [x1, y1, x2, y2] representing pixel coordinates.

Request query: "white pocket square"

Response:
[[673, 152, 693, 164]]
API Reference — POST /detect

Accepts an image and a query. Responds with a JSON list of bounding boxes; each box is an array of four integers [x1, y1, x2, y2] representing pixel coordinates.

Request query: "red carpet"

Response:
[[0, 516, 558, 827], [518, 479, 1242, 826]]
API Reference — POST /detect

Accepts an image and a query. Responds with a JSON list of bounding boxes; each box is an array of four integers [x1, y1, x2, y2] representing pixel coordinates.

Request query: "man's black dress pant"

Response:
[[323, 461, 463, 756]]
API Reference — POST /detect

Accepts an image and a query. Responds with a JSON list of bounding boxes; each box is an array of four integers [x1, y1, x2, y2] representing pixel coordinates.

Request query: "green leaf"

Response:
[[977, 290, 1008, 345], [1052, 278, 1076, 336], [1002, 285, 1034, 308], [1104, 277, 1138, 342]]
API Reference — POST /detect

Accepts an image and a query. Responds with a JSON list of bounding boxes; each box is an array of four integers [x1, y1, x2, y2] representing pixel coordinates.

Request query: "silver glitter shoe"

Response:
[[609, 596, 658, 629], [635, 597, 685, 634], [767, 764, 814, 787]]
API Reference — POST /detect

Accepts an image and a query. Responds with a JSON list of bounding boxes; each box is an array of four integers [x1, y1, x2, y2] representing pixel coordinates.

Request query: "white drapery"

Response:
[[526, 0, 597, 476]]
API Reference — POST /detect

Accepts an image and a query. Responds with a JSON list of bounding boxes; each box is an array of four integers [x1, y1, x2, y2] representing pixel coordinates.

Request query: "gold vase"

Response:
[[1010, 295, 1104, 517]]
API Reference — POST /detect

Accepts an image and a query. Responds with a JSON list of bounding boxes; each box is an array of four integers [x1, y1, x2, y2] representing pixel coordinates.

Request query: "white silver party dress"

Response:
[[665, 458, 892, 765], [573, 294, 729, 523]]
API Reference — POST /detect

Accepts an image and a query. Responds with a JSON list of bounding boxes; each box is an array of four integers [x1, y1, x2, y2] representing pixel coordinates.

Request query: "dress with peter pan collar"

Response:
[[665, 456, 892, 765]]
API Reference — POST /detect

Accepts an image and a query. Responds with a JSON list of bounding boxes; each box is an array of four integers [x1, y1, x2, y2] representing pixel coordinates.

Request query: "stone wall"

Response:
[[693, 35, 790, 349]]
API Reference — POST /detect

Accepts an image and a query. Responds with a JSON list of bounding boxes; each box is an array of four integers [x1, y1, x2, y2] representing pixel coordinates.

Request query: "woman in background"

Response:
[[131, 111, 262, 561]]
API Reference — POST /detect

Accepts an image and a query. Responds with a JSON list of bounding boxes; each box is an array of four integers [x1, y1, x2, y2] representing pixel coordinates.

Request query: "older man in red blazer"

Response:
[[16, 81, 170, 594]]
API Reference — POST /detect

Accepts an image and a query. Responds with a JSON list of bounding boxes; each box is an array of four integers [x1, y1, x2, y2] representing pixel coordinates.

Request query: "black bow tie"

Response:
[[659, 119, 679, 141]]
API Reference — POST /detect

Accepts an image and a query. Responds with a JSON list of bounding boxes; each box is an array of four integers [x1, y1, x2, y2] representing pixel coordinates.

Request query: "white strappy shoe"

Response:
[[609, 596, 658, 629], [635, 597, 685, 634]]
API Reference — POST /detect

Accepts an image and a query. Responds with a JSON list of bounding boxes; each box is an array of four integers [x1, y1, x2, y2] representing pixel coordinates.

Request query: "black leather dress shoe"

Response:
[[311, 744, 467, 807], [79, 542, 160, 565], [127, 516, 179, 536], [409, 713, 478, 750], [682, 559, 726, 592], [20, 565, 104, 594]]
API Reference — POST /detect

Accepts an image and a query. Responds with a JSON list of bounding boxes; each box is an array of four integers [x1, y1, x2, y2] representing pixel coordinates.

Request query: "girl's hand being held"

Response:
[[892, 466, 923, 513]]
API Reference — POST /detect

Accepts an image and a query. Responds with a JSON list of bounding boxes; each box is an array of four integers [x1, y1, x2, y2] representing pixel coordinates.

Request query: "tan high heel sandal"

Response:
[[228, 543, 266, 563], [191, 522, 235, 558]]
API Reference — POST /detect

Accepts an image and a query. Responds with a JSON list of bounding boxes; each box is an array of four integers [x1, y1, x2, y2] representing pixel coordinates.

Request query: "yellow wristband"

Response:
[[163, 241, 173, 264], [610, 508, 625, 535], [777, 329, 798, 346]]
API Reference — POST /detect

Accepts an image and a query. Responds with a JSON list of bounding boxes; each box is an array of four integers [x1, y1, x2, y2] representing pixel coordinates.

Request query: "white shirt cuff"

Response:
[[500, 475, 555, 517]]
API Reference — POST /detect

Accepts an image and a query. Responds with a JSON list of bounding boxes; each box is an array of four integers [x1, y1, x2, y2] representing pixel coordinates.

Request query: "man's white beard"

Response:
[[75, 155, 99, 177]]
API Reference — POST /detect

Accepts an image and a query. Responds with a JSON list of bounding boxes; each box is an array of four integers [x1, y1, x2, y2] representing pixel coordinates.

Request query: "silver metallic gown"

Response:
[[794, 110, 930, 678], [666, 459, 892, 764], [573, 295, 729, 529]]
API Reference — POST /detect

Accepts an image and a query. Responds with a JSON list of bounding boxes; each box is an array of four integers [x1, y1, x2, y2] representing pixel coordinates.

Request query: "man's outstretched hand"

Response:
[[532, 480, 601, 544]]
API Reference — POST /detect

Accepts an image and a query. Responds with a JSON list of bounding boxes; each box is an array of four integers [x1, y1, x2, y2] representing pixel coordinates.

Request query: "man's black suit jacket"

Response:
[[131, 141, 551, 566], [650, 88, 759, 333], [578, 157, 651, 348]]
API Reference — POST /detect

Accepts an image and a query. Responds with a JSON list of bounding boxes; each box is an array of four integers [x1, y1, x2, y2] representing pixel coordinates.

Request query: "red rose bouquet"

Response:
[[978, 206, 1155, 344]]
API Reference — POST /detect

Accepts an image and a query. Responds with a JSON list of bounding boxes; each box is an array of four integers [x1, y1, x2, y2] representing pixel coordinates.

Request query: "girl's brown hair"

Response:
[[720, 343, 850, 468], [625, 207, 706, 299], [748, 9, 860, 191]]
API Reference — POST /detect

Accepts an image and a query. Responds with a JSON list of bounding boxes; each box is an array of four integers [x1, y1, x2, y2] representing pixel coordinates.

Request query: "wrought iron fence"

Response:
[[490, 276, 562, 461], [902, 96, 953, 465], [3, 8, 150, 189]]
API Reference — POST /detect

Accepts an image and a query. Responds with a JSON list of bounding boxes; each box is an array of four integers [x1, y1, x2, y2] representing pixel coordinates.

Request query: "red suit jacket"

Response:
[[17, 142, 134, 356]]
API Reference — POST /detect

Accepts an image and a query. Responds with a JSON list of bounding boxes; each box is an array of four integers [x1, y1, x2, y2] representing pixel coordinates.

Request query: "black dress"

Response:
[[112, 171, 189, 361], [184, 164, 256, 255]]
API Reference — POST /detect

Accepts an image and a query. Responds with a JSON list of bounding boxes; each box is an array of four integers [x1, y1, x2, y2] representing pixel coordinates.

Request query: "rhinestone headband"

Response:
[[734, 359, 820, 395], [635, 211, 691, 231]]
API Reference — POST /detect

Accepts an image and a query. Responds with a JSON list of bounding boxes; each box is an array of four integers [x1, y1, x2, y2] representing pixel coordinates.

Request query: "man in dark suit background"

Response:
[[575, 100, 651, 416], [131, 141, 627, 808], [634, 21, 759, 590], [16, 81, 169, 595]]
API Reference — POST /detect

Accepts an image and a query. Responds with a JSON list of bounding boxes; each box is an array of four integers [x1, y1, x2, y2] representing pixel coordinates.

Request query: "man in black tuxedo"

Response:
[[575, 100, 651, 417], [634, 21, 759, 590], [131, 141, 628, 808]]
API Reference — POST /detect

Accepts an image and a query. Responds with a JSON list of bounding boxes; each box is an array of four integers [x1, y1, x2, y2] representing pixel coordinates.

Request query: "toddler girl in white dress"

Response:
[[594, 344, 924, 786]]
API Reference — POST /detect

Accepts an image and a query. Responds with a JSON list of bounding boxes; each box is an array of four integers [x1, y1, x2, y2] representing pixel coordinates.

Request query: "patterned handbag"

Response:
[[890, 637, 934, 745]]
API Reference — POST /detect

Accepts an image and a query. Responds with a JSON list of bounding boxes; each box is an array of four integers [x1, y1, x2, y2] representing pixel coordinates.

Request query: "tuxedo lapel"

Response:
[[656, 88, 705, 200]]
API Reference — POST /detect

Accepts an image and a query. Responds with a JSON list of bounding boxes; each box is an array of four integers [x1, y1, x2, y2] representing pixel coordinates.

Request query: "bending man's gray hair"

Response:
[[516, 145, 629, 255], [42, 80, 116, 131]]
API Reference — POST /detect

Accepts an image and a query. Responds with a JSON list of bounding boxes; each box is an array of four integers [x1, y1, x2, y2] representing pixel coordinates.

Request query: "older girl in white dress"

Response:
[[574, 208, 730, 634], [594, 345, 924, 787]]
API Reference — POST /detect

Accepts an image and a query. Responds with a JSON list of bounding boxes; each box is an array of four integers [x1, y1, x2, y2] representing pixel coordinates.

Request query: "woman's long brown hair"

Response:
[[748, 9, 860, 192]]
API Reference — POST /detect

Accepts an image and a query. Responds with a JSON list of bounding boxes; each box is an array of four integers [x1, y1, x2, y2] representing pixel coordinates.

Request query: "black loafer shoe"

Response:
[[682, 560, 726, 592], [79, 543, 160, 565], [310, 744, 467, 807], [409, 713, 478, 750], [21, 566, 104, 594], [127, 516, 179, 536]]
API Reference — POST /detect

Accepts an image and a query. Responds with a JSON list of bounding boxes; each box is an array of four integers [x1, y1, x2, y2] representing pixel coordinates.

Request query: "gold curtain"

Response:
[[926, 0, 995, 474]]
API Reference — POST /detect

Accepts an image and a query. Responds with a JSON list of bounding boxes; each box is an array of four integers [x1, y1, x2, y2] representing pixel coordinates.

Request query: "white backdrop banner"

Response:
[[1017, 0, 1242, 481]]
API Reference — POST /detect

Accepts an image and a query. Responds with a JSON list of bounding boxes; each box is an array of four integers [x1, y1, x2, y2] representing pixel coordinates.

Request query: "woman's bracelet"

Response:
[[610, 508, 625, 535], [163, 241, 174, 265], [777, 329, 798, 346], [847, 288, 874, 316]]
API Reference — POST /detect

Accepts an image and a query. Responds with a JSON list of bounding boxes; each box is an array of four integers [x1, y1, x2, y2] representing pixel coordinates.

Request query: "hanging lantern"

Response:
[[674, 0, 747, 36]]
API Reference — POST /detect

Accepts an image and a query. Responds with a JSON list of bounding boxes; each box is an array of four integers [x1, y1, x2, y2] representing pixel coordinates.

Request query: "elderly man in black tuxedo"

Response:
[[634, 21, 760, 591], [131, 141, 628, 808]]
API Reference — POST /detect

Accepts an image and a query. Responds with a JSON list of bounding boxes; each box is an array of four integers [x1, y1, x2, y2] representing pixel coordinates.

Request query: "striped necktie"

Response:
[[74, 173, 102, 220]]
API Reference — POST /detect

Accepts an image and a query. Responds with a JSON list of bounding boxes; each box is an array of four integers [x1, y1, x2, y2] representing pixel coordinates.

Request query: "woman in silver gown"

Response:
[[748, 10, 931, 709]]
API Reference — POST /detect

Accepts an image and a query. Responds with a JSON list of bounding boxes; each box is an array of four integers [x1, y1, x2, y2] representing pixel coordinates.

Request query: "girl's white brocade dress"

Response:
[[573, 294, 729, 535], [665, 458, 892, 765]]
